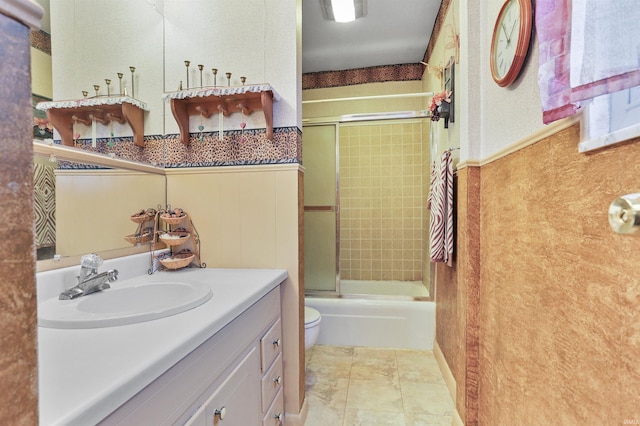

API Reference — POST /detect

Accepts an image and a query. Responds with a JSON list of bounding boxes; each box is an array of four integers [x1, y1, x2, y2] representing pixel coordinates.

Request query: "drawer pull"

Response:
[[273, 375, 282, 385], [214, 406, 226, 420], [272, 338, 281, 347], [274, 412, 284, 422]]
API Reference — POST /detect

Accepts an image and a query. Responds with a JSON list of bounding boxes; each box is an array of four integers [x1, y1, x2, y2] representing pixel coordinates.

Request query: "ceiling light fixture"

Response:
[[320, 0, 366, 23]]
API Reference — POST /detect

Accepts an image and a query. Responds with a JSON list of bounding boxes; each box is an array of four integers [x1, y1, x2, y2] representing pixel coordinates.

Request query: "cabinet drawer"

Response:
[[262, 389, 284, 426], [184, 348, 260, 426], [260, 318, 282, 372], [260, 353, 283, 412]]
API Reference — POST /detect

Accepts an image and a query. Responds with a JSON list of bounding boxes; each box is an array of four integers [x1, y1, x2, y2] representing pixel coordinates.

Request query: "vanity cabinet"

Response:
[[98, 285, 283, 425], [260, 319, 284, 420], [184, 348, 261, 425]]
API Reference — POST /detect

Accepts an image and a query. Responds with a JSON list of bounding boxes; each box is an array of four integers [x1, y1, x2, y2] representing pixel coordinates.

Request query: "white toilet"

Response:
[[304, 306, 322, 350]]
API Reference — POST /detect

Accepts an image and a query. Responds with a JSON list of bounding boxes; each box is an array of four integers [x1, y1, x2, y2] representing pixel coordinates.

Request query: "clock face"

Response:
[[493, 0, 521, 80], [490, 0, 532, 87]]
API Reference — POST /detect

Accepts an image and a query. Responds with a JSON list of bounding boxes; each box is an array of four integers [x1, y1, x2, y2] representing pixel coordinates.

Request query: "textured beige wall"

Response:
[[30, 46, 51, 98], [55, 170, 165, 257], [339, 121, 425, 281], [303, 81, 425, 119], [165, 165, 304, 416], [478, 126, 640, 423]]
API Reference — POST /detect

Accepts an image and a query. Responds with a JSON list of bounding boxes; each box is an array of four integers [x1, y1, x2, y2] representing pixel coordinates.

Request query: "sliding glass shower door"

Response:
[[303, 124, 338, 292]]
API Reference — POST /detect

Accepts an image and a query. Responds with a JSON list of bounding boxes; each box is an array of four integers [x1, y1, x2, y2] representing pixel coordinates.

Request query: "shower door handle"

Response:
[[304, 206, 335, 212]]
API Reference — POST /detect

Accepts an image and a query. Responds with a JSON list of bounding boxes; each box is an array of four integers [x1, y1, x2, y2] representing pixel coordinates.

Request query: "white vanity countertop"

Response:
[[38, 267, 288, 426]]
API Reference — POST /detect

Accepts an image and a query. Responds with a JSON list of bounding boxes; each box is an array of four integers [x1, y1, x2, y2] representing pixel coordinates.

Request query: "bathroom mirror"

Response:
[[34, 0, 167, 271], [34, 142, 166, 270]]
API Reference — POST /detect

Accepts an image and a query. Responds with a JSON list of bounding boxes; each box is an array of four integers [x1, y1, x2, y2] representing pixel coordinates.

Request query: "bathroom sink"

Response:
[[38, 280, 212, 329]]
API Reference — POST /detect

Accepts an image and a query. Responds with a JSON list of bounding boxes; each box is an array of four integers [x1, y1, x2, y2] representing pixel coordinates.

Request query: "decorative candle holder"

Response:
[[226, 72, 231, 86], [105, 79, 111, 96], [184, 60, 191, 88], [211, 68, 218, 86], [93, 85, 100, 97], [117, 73, 123, 95], [129, 66, 136, 97], [198, 64, 204, 87], [82, 91, 88, 98], [240, 76, 246, 86]]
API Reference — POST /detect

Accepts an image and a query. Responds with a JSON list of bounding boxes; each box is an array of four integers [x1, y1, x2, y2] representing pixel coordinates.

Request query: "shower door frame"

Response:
[[304, 111, 432, 298], [303, 122, 341, 295]]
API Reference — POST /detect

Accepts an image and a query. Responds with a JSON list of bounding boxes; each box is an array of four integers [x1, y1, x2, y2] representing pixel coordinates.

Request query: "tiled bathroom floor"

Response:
[[304, 345, 455, 426]]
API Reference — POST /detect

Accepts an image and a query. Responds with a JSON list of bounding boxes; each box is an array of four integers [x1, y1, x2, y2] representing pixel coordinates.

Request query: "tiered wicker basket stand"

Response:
[[148, 209, 205, 274]]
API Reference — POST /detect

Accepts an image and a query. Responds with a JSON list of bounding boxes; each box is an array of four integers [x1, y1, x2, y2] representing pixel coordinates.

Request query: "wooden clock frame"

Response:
[[490, 0, 533, 87]]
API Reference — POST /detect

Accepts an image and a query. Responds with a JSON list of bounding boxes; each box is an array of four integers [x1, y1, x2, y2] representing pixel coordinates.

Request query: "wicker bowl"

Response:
[[159, 253, 195, 270], [130, 209, 156, 224], [124, 232, 153, 245], [160, 214, 187, 225], [159, 231, 190, 246]]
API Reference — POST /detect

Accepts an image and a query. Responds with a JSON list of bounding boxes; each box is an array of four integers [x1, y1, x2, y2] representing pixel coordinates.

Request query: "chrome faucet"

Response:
[[59, 253, 119, 300]]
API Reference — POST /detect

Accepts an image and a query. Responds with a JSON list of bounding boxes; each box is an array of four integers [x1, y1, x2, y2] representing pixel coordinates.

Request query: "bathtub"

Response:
[[305, 280, 435, 350]]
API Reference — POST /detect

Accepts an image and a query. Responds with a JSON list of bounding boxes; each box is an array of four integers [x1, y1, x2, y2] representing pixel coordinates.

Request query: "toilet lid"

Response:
[[305, 307, 321, 325]]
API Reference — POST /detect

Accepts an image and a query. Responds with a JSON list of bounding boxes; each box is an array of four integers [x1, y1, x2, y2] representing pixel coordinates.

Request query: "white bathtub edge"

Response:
[[305, 297, 435, 350]]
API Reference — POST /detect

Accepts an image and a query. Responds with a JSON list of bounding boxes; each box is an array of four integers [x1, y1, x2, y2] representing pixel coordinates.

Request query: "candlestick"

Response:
[[198, 64, 204, 87], [184, 60, 190, 88], [82, 91, 88, 98], [211, 68, 218, 86], [240, 76, 246, 86], [105, 79, 111, 96], [129, 66, 136, 97], [117, 73, 123, 95], [226, 72, 231, 87], [93, 85, 100, 97]]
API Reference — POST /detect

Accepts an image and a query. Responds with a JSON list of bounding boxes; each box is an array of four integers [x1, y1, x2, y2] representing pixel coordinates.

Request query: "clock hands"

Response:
[[507, 18, 517, 41], [501, 16, 517, 44], [501, 23, 511, 43]]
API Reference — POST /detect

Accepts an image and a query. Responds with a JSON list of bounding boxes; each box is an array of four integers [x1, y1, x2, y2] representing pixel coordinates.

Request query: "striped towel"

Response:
[[428, 150, 454, 266]]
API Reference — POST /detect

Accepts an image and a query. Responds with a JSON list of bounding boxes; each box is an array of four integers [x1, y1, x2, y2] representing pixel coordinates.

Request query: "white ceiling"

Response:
[[302, 0, 442, 73]]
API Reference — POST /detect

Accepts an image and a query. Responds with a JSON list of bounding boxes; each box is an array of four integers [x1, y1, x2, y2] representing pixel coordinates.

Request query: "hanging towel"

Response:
[[428, 150, 454, 266], [426, 160, 437, 210]]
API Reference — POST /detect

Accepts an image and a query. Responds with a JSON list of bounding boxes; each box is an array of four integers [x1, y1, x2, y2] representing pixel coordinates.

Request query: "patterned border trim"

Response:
[[302, 63, 424, 90], [30, 29, 51, 54], [423, 0, 451, 64], [53, 127, 302, 169], [164, 158, 300, 168]]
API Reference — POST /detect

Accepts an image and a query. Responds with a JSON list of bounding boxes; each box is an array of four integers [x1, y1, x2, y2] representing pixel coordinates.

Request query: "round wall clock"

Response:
[[490, 0, 533, 87]]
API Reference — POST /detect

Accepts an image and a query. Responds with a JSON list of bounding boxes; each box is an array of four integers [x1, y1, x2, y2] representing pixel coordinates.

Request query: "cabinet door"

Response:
[[184, 348, 260, 426], [262, 390, 283, 426], [260, 353, 283, 412], [260, 318, 282, 372]]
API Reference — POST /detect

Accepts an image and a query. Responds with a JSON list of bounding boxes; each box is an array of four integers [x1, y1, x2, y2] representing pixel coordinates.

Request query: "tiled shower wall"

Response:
[[339, 121, 424, 281]]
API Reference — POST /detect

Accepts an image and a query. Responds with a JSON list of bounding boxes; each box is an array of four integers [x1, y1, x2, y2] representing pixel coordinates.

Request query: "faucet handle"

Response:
[[81, 253, 104, 269], [107, 269, 119, 282]]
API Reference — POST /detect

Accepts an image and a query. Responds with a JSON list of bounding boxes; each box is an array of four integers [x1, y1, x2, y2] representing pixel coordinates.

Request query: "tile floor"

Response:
[[304, 345, 455, 426]]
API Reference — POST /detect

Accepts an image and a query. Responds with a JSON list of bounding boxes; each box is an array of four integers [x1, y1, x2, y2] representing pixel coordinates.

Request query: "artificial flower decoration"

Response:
[[33, 117, 54, 134], [429, 90, 452, 122]]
